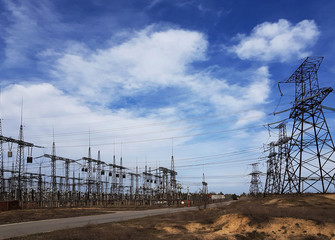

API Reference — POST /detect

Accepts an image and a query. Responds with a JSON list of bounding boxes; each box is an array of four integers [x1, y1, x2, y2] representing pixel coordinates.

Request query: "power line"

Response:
[[41, 124, 267, 149], [15, 101, 293, 140]]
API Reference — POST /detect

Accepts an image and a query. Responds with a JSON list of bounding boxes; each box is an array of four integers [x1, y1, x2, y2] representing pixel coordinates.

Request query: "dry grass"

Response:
[[0, 208, 114, 225], [0, 205, 165, 225], [226, 194, 335, 225], [7, 194, 335, 240]]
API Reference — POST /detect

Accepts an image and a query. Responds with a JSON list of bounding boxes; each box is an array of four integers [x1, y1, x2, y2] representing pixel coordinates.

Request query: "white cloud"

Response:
[[50, 27, 207, 104], [230, 19, 320, 62], [235, 110, 266, 127], [44, 26, 272, 128], [186, 66, 271, 125]]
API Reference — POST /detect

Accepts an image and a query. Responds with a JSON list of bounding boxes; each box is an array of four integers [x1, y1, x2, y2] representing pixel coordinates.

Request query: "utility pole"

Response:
[[64, 159, 70, 203], [96, 151, 102, 197], [130, 172, 134, 200], [15, 110, 25, 200], [170, 138, 176, 202], [112, 154, 117, 196], [187, 185, 190, 207], [279, 57, 335, 193], [201, 173, 208, 208], [119, 156, 123, 198], [38, 165, 42, 206], [51, 140, 57, 202], [201, 172, 208, 195], [135, 166, 139, 198], [72, 171, 76, 193], [170, 155, 176, 202], [86, 146, 93, 201]]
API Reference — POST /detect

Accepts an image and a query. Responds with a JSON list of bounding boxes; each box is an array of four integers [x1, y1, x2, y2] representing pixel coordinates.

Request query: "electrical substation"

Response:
[[0, 117, 183, 208]]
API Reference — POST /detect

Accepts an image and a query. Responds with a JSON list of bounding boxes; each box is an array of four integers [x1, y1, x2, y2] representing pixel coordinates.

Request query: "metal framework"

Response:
[[0, 119, 4, 199], [0, 130, 43, 200], [274, 122, 290, 193], [280, 57, 335, 193], [0, 112, 184, 207], [201, 173, 208, 195], [264, 142, 276, 195], [249, 163, 262, 195]]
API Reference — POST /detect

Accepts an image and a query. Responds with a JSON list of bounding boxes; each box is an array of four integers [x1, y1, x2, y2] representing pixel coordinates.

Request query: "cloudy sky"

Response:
[[1, 0, 335, 194]]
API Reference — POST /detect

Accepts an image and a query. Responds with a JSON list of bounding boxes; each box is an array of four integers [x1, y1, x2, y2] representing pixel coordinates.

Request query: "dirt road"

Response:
[[0, 202, 230, 239]]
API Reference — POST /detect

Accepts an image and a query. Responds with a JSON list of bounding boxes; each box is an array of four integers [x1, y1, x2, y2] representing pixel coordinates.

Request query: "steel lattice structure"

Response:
[[280, 57, 335, 193], [274, 122, 290, 194], [0, 119, 4, 198], [201, 173, 208, 195], [264, 142, 277, 195], [249, 163, 262, 195]]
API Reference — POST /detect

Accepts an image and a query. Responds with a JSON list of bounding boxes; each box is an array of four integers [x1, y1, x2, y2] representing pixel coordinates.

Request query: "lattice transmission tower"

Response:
[[0, 118, 4, 198], [264, 142, 276, 195], [274, 122, 290, 193], [280, 57, 335, 193], [15, 114, 25, 200], [201, 173, 208, 195], [249, 163, 262, 195]]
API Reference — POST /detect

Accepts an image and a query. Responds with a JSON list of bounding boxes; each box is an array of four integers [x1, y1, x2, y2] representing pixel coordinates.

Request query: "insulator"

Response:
[[109, 172, 112, 177], [27, 156, 33, 163], [101, 170, 105, 175], [116, 174, 119, 178], [123, 174, 126, 178], [8, 151, 13, 158]]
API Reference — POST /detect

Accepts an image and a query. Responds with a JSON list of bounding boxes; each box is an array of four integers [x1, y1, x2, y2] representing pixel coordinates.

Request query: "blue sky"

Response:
[[1, 0, 335, 194]]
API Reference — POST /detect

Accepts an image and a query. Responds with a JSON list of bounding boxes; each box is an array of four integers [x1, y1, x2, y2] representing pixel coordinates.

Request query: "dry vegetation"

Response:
[[7, 194, 335, 240], [0, 205, 163, 225], [0, 208, 112, 225]]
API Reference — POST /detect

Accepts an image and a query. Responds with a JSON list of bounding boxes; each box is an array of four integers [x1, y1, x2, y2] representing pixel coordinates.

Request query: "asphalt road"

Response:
[[0, 202, 231, 239]]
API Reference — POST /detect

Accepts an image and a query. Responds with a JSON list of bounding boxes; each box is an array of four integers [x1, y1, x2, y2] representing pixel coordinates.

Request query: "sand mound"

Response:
[[213, 213, 252, 233], [207, 213, 335, 240], [264, 217, 335, 239], [323, 194, 335, 201], [156, 212, 335, 240], [161, 226, 183, 234]]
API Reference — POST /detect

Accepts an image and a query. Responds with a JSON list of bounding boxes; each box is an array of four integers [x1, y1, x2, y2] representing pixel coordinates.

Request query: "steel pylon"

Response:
[[249, 163, 262, 195], [280, 57, 335, 193], [264, 142, 277, 195]]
